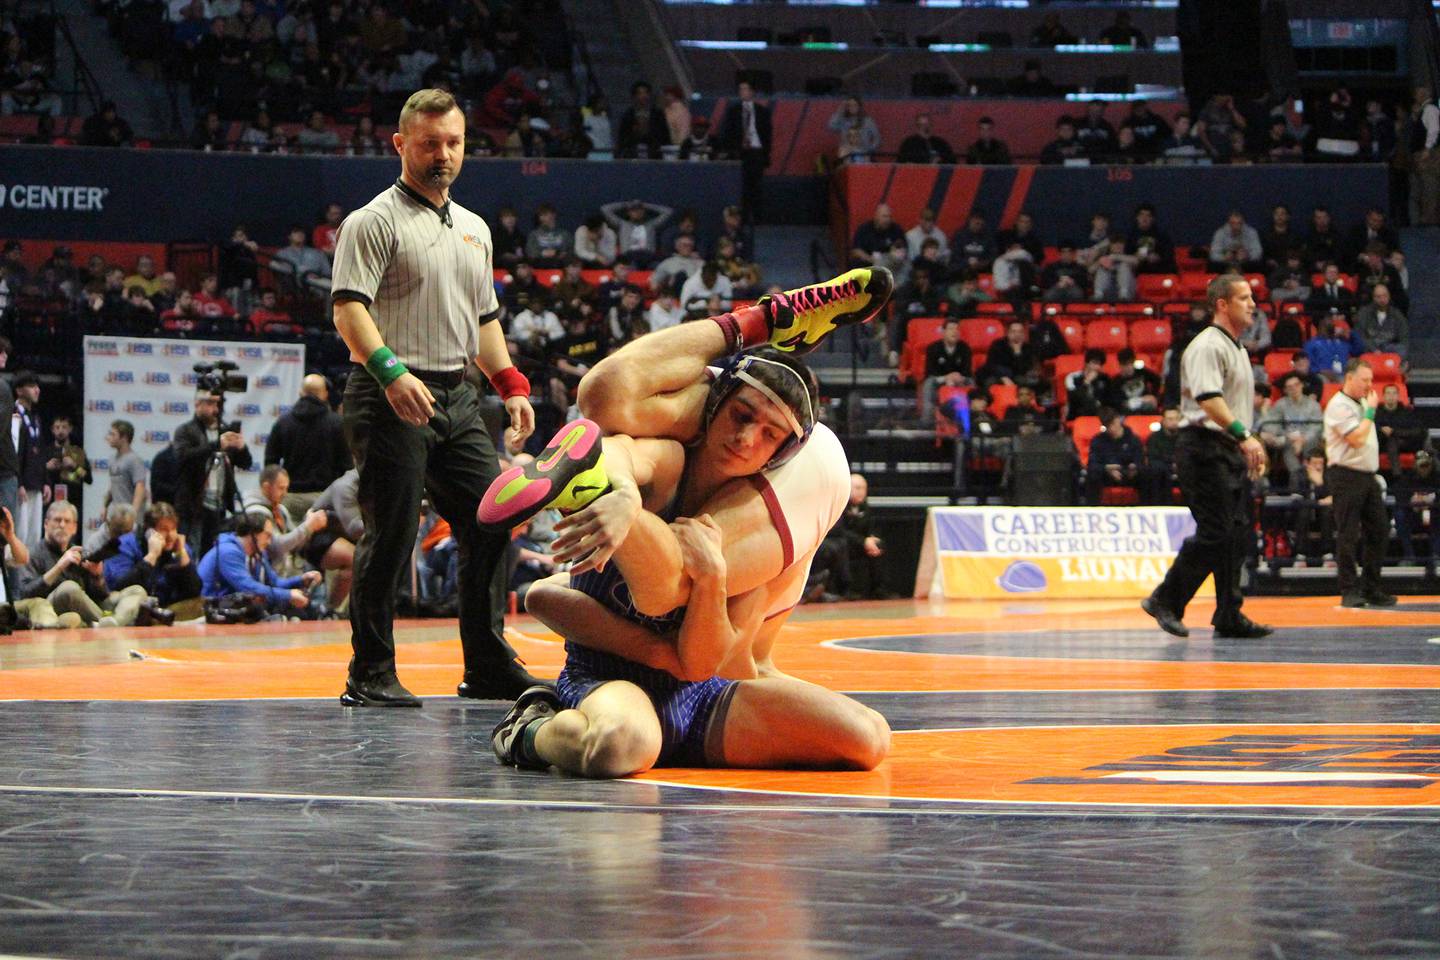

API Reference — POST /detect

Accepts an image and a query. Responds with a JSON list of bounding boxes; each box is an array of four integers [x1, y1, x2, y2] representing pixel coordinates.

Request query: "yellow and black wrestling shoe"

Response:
[[761, 266, 894, 355]]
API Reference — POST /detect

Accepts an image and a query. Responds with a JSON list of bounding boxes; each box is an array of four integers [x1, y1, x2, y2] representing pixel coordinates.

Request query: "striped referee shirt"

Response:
[[331, 178, 500, 372], [1179, 323, 1254, 434]]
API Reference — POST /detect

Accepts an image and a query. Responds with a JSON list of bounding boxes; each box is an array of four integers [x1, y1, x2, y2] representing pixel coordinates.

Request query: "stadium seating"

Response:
[[958, 317, 1006, 356], [1125, 415, 1162, 437], [899, 316, 947, 384], [1264, 351, 1300, 384], [1069, 416, 1102, 468], [1056, 317, 1085, 354], [1361, 352, 1404, 385], [1128, 318, 1171, 355], [1138, 274, 1181, 301], [1083, 320, 1128, 353], [989, 383, 1018, 421]]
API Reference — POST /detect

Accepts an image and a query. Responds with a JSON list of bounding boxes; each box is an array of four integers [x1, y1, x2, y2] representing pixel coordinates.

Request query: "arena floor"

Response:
[[3, 596, 1439, 959]]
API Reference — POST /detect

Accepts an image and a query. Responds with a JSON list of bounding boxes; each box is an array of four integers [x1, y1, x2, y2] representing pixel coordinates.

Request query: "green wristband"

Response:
[[1227, 419, 1248, 439], [1363, 406, 1376, 421], [365, 346, 408, 387]]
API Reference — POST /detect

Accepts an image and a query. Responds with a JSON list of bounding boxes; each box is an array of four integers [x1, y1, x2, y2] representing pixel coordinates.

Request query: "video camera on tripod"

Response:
[[194, 361, 249, 435]]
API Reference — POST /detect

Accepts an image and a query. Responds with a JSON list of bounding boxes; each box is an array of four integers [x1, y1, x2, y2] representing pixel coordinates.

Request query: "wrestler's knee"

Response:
[[839, 705, 891, 771], [522, 576, 562, 617], [575, 361, 635, 432], [580, 713, 661, 779]]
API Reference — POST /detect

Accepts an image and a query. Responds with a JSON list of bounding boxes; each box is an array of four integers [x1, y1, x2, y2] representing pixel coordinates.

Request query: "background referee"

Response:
[[331, 88, 540, 707], [1324, 359, 1396, 608], [1142, 274, 1273, 639]]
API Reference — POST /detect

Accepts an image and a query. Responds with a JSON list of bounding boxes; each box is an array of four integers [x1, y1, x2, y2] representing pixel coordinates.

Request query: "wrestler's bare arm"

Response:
[[670, 516, 770, 681], [524, 566, 769, 682], [561, 477, 786, 618], [578, 322, 728, 441], [524, 573, 685, 676]]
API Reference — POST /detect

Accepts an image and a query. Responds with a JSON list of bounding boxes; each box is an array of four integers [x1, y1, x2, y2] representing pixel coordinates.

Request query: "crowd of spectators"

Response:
[[0, 182, 781, 628], [867, 192, 1432, 567], [0, 346, 592, 630], [830, 88, 1414, 170]]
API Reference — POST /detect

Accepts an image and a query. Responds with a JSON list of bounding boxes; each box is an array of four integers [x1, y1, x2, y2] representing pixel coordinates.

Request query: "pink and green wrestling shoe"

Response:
[[476, 418, 608, 532]]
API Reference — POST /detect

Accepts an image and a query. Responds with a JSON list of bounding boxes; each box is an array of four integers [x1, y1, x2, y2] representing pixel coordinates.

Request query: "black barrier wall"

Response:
[[0, 146, 744, 245]]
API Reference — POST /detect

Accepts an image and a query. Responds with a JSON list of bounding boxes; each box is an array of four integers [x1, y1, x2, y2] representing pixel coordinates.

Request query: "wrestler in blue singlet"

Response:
[[557, 456, 738, 766]]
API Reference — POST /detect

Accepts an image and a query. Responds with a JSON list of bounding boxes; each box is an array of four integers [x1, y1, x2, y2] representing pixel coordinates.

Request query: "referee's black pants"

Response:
[[1326, 465, 1388, 595], [343, 369, 514, 682], [1152, 429, 1251, 626]]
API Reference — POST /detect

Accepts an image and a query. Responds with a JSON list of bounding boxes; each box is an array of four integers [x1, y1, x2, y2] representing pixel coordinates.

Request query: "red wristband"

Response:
[[489, 366, 530, 400]]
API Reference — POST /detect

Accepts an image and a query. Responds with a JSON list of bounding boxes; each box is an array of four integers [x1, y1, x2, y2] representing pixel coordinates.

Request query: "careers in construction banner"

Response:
[[913, 507, 1214, 600]]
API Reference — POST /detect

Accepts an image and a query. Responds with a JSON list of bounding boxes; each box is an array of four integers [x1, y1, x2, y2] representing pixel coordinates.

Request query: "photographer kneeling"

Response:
[[103, 502, 201, 621], [15, 501, 156, 628], [197, 513, 321, 621]]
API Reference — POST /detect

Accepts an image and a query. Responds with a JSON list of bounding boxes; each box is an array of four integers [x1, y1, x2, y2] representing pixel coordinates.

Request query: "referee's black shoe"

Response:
[[1341, 592, 1369, 608], [1212, 616, 1274, 639], [457, 658, 548, 701], [340, 674, 423, 707], [1140, 594, 1188, 638], [1364, 588, 1398, 607]]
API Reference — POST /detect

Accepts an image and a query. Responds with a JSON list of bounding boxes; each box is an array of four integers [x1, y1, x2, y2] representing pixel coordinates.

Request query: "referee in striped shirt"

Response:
[[331, 88, 541, 707]]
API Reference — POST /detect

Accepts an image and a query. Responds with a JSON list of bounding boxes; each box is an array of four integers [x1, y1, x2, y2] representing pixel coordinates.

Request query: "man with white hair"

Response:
[[15, 501, 150, 628]]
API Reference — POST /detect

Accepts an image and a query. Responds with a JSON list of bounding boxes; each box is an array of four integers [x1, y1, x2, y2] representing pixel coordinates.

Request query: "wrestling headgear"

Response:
[[702, 350, 816, 469]]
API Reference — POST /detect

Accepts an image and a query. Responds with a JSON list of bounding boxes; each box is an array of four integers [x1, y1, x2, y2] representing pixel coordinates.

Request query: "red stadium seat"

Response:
[[959, 317, 1006, 356], [1125, 415, 1162, 438], [1360, 352, 1403, 384], [1264, 351, 1300, 385], [1176, 248, 1207, 271], [899, 317, 946, 384], [1243, 273, 1269, 302], [1321, 382, 1343, 407], [1310, 272, 1359, 291], [1138, 274, 1180, 301], [1056, 317, 1086, 353], [1110, 302, 1156, 316], [975, 301, 1013, 315], [906, 316, 947, 346], [1380, 452, 1417, 472], [1070, 416, 1103, 467], [1179, 272, 1213, 300], [1053, 353, 1086, 404], [1100, 487, 1141, 506], [989, 383, 1018, 420], [1128, 318, 1172, 354], [1083, 320, 1128, 353]]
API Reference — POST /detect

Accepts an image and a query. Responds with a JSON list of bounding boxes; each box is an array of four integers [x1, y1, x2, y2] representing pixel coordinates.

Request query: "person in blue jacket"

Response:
[[197, 512, 319, 614], [104, 501, 202, 608]]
